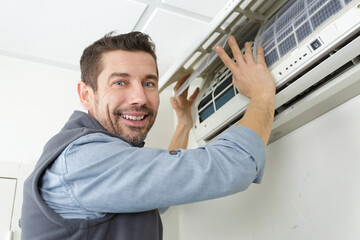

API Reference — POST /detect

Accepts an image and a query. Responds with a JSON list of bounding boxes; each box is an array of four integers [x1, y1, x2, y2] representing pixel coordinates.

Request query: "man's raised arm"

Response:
[[168, 75, 199, 150]]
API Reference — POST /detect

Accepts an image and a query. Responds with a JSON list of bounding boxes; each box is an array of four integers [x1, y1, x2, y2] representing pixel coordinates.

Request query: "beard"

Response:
[[108, 106, 156, 147]]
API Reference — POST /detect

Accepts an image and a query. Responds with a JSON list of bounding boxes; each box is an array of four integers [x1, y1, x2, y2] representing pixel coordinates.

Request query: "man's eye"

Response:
[[115, 81, 125, 86], [144, 82, 155, 87]]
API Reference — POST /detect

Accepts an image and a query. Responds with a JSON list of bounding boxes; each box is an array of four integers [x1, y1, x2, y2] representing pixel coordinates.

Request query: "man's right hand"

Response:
[[215, 35, 276, 145], [215, 35, 275, 101]]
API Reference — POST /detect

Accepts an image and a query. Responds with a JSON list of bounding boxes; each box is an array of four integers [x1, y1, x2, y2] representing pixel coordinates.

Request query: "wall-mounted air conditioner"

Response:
[[160, 0, 360, 145]]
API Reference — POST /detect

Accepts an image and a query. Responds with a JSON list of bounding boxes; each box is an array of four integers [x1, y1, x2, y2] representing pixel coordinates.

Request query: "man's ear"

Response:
[[77, 81, 94, 111]]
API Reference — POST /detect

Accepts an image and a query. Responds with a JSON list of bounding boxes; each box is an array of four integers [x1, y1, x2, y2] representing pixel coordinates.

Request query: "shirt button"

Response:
[[169, 150, 178, 155]]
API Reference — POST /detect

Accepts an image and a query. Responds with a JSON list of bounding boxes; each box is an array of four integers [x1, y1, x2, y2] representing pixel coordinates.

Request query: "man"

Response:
[[21, 31, 275, 239]]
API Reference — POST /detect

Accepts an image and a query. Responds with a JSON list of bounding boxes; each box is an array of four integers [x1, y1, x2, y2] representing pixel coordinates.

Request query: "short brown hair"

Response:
[[80, 31, 157, 91]]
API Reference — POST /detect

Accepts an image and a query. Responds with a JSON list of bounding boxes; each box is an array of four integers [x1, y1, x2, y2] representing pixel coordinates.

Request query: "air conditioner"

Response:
[[159, 0, 360, 145]]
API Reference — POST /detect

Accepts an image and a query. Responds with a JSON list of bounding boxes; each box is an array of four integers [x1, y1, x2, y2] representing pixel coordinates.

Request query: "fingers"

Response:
[[216, 35, 259, 70], [215, 45, 235, 72], [174, 74, 190, 92], [188, 88, 200, 105], [244, 42, 255, 64], [170, 97, 179, 110], [172, 87, 199, 110], [256, 45, 267, 66], [227, 35, 244, 64]]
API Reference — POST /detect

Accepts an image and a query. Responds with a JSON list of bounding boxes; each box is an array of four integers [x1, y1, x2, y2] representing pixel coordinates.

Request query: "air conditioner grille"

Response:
[[255, 0, 353, 67]]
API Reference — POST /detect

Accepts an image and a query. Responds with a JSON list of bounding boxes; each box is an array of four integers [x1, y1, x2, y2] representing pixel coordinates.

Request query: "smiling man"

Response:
[[21, 32, 275, 240], [78, 49, 160, 147]]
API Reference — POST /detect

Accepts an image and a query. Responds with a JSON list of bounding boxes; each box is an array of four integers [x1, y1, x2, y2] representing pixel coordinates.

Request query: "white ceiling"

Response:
[[0, 0, 228, 79]]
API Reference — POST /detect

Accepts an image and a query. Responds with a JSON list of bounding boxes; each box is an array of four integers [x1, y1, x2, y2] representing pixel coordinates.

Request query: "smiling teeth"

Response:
[[121, 115, 145, 121]]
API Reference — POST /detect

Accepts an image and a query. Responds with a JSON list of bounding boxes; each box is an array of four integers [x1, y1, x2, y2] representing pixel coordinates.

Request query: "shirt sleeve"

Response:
[[60, 125, 265, 213]]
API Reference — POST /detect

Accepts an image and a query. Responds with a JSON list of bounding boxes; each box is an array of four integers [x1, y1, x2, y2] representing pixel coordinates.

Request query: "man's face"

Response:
[[86, 50, 159, 146]]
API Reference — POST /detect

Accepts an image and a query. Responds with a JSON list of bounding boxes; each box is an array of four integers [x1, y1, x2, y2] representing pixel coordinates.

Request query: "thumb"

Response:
[[170, 97, 179, 110]]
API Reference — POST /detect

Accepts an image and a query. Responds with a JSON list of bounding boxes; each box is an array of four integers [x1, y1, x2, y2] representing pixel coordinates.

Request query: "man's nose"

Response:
[[128, 83, 147, 105]]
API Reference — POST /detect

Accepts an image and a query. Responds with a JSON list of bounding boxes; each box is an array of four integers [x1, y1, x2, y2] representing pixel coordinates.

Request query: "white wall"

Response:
[[0, 55, 82, 164], [176, 94, 360, 240]]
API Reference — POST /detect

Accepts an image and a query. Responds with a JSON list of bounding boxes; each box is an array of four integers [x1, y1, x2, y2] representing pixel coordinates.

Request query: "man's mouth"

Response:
[[121, 114, 146, 121]]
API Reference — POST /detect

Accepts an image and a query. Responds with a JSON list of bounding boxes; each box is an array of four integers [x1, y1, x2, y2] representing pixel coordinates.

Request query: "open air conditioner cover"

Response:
[[160, 0, 360, 145]]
